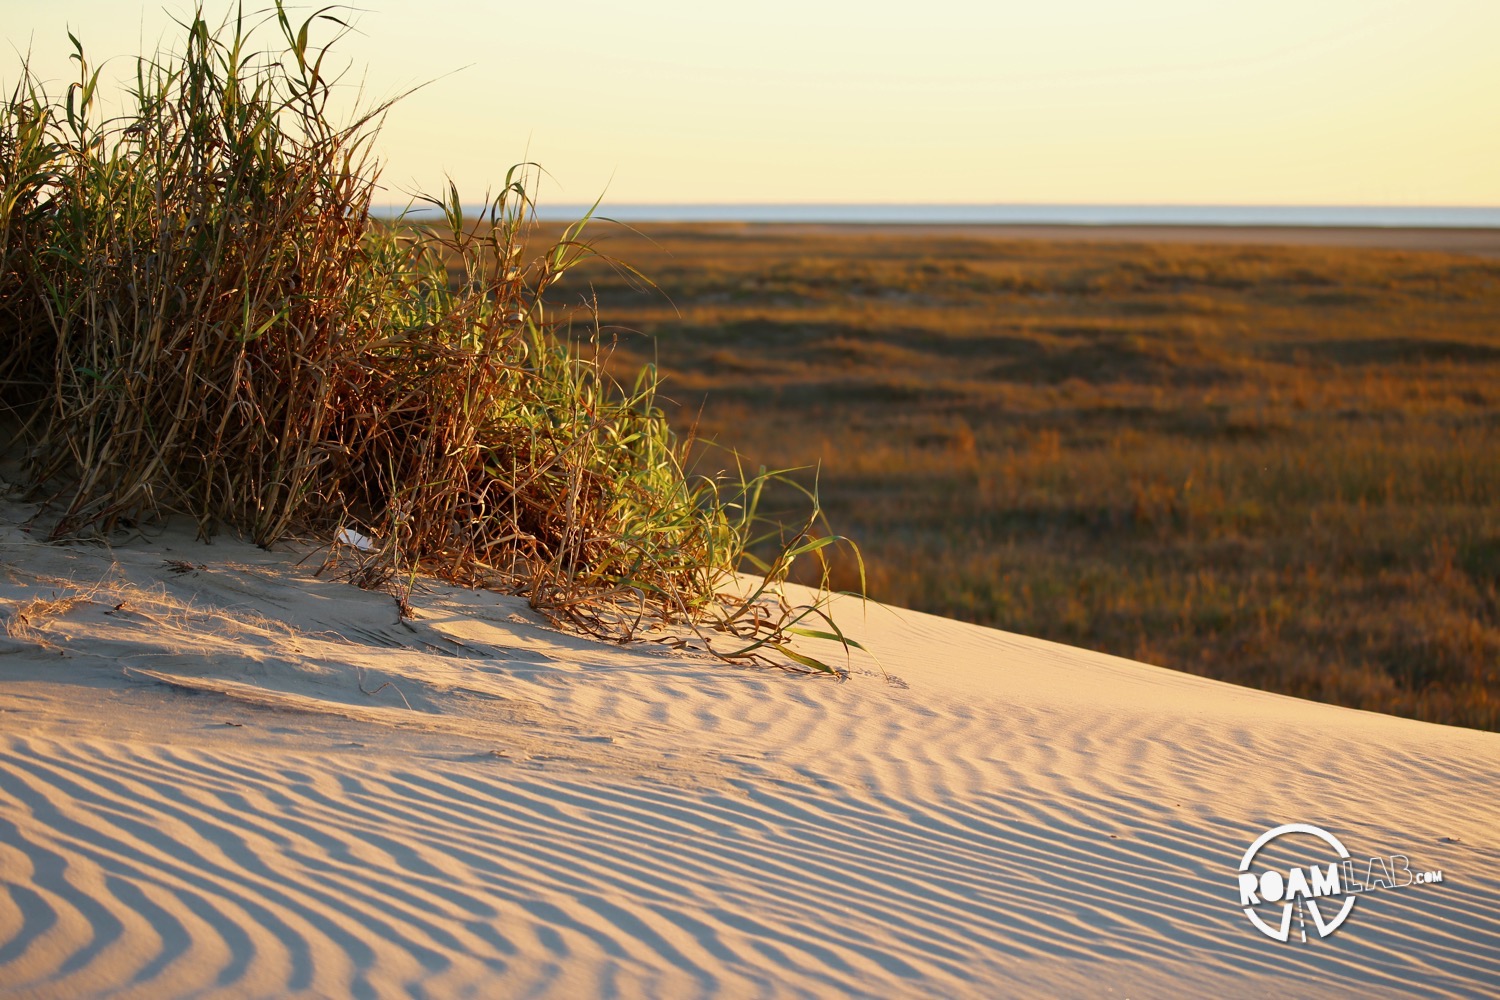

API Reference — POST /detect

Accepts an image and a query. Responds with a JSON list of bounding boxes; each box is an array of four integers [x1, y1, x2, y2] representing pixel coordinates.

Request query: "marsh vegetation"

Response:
[[551, 225, 1500, 728]]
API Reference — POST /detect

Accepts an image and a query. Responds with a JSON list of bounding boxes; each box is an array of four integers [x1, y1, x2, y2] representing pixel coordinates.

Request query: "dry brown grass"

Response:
[[0, 9, 859, 674], [3, 578, 103, 649], [546, 224, 1500, 730]]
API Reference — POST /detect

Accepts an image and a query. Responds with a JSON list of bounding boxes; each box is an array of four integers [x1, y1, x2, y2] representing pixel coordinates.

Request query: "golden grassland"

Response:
[[543, 225, 1500, 730]]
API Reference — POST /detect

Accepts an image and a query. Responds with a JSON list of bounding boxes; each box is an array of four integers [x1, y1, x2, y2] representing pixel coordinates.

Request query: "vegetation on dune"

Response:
[[552, 227, 1500, 730], [6, 6, 1490, 719], [0, 6, 859, 672]]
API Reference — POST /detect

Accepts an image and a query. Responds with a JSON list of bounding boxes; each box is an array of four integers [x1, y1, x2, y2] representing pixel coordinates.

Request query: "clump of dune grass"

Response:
[[0, 5, 861, 673]]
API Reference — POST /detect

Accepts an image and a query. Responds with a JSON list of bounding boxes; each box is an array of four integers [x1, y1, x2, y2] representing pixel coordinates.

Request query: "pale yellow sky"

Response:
[[8, 1, 1499, 206]]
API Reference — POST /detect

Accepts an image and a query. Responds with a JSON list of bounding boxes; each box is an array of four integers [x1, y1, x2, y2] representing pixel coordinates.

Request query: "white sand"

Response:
[[0, 498, 1496, 999]]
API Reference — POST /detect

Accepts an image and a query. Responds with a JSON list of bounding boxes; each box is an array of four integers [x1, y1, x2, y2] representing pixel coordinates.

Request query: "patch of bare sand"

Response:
[[0, 499, 1496, 998]]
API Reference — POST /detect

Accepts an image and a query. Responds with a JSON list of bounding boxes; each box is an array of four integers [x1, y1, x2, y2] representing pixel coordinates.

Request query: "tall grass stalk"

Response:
[[0, 5, 861, 673]]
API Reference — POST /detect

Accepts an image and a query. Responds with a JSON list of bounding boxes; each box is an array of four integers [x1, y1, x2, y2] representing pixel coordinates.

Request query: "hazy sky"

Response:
[[8, 1, 1499, 206]]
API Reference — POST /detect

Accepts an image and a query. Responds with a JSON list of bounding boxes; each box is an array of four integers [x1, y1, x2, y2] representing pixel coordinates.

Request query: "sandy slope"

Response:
[[0, 499, 1497, 999]]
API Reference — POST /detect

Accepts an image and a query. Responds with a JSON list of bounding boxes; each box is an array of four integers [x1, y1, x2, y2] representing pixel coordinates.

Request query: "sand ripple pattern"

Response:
[[3, 690, 1498, 999], [1, 530, 1498, 997]]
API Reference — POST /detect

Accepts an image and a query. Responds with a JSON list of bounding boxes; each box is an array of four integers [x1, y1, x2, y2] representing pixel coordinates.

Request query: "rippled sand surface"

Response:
[[1, 503, 1496, 998]]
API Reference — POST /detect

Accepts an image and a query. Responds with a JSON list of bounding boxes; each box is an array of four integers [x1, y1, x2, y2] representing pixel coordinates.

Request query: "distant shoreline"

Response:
[[378, 203, 1500, 229], [381, 205, 1500, 257]]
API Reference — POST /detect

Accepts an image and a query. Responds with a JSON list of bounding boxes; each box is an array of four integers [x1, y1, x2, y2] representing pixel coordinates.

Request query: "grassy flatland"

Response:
[[544, 224, 1500, 730]]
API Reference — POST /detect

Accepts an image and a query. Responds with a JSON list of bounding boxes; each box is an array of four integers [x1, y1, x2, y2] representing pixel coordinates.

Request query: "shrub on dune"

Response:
[[0, 3, 860, 672]]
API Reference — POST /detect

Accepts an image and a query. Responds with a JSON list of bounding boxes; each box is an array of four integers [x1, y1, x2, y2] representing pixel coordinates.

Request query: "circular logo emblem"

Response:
[[1237, 823, 1356, 942]]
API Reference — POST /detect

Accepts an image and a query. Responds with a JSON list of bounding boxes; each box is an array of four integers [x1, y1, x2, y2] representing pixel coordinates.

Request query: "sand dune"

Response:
[[1, 500, 1497, 998]]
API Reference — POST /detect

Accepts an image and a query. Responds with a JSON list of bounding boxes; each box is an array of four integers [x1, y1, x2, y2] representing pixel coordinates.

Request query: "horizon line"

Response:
[[369, 202, 1500, 229], [374, 200, 1500, 209]]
